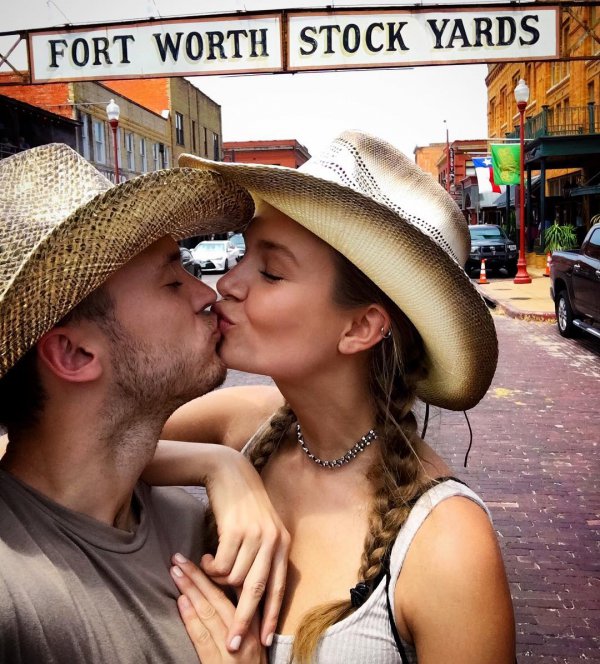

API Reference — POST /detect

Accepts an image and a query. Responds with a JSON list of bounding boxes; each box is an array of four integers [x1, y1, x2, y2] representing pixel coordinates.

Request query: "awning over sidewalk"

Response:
[[494, 175, 541, 207]]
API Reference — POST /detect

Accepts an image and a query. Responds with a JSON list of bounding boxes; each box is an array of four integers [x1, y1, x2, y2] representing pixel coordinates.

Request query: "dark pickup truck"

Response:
[[550, 223, 600, 339]]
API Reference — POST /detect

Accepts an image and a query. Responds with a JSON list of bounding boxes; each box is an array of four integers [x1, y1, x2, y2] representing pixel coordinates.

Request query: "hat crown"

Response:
[[299, 130, 469, 265], [0, 144, 111, 301]]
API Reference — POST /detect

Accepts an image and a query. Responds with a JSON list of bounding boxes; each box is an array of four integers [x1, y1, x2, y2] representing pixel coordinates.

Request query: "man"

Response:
[[0, 144, 286, 662]]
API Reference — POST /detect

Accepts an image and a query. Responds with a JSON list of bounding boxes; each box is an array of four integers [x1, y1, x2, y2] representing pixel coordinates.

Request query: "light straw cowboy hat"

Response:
[[0, 143, 253, 378], [180, 130, 498, 411]]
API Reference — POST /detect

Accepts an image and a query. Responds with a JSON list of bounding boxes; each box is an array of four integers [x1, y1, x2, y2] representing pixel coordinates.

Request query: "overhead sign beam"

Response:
[[1, 4, 594, 83]]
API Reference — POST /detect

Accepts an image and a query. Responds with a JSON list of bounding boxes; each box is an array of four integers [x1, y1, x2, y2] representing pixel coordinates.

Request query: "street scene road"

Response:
[[210, 274, 600, 663]]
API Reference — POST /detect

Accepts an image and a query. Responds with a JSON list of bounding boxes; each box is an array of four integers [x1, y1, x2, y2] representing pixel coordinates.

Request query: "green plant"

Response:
[[544, 222, 578, 253]]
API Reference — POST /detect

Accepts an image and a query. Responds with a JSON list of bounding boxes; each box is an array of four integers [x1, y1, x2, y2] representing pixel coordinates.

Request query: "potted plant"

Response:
[[544, 222, 578, 253]]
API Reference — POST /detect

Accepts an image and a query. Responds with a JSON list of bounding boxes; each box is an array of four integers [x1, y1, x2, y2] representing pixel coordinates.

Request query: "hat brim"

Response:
[[0, 167, 253, 377], [179, 155, 497, 411]]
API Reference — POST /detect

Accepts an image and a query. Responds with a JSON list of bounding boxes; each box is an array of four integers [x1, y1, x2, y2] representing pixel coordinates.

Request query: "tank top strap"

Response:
[[387, 479, 492, 611]]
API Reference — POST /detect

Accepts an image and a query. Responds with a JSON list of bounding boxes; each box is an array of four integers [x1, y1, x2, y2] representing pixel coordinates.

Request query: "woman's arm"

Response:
[[395, 497, 515, 663], [161, 385, 284, 451], [144, 442, 289, 653]]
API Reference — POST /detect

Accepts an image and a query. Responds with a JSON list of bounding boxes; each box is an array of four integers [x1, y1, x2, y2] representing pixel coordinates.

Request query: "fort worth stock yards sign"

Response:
[[27, 5, 560, 82]]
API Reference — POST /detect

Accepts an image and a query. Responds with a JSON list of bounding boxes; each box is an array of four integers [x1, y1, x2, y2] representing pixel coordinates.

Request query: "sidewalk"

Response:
[[474, 265, 556, 322]]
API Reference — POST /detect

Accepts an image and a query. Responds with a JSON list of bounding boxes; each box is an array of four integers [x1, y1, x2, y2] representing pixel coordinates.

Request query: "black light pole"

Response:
[[106, 99, 120, 183]]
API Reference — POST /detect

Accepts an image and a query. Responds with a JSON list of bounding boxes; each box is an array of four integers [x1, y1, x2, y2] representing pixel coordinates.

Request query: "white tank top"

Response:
[[241, 436, 491, 663]]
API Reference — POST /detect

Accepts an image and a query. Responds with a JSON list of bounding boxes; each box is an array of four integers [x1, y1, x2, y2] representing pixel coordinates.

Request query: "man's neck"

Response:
[[1, 417, 163, 529]]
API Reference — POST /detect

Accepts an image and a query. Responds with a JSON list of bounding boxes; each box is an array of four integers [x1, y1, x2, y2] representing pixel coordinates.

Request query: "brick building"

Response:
[[486, 3, 600, 239], [0, 75, 170, 182], [222, 139, 311, 168], [105, 78, 223, 164]]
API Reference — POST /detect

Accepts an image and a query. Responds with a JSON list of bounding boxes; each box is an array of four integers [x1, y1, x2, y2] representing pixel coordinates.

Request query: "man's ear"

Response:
[[338, 305, 390, 355], [37, 325, 103, 383]]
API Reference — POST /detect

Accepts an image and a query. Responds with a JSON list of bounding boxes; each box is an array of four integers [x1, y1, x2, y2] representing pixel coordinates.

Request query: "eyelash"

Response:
[[259, 270, 283, 282]]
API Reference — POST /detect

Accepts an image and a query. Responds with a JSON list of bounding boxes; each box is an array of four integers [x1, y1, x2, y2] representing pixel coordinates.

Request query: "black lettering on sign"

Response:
[[447, 20, 471, 49], [227, 29, 248, 58], [92, 37, 112, 65], [249, 28, 269, 57], [113, 35, 134, 63], [520, 15, 540, 45], [342, 24, 360, 53], [366, 23, 384, 52], [207, 31, 225, 60], [300, 26, 318, 55], [427, 19, 451, 49], [386, 22, 409, 51], [49, 39, 67, 67], [498, 16, 517, 46], [318, 25, 341, 54], [186, 32, 203, 61], [71, 38, 90, 67], [474, 18, 494, 47], [153, 32, 183, 62]]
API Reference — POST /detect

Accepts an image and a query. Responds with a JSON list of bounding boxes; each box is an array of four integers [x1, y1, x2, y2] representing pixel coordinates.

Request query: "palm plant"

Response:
[[544, 222, 578, 253]]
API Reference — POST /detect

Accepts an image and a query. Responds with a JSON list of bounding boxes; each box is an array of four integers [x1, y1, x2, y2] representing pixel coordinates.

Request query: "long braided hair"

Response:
[[248, 250, 432, 663]]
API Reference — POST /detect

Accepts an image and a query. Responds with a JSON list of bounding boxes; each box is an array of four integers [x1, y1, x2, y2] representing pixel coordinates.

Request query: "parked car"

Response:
[[229, 233, 246, 258], [192, 240, 239, 272], [550, 223, 600, 339], [466, 224, 518, 277], [179, 247, 202, 278]]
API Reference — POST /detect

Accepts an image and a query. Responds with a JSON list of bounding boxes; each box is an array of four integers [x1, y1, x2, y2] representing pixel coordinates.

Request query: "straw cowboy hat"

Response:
[[180, 130, 498, 411], [0, 143, 253, 379]]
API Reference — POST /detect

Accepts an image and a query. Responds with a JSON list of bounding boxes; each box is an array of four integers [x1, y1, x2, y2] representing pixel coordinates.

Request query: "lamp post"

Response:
[[106, 99, 120, 183], [443, 119, 450, 193], [513, 79, 531, 284]]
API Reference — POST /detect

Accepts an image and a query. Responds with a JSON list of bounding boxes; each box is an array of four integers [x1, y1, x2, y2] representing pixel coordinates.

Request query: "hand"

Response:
[[203, 449, 290, 651], [171, 555, 267, 663]]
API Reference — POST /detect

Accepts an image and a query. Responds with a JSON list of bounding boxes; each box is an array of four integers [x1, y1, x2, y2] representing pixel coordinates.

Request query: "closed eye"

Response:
[[259, 270, 283, 282]]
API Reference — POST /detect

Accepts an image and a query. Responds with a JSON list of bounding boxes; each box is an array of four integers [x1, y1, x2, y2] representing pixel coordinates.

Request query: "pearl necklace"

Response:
[[295, 423, 378, 469]]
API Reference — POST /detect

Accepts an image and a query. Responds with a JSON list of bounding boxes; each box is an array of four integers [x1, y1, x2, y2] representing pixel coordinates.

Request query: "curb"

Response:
[[477, 290, 556, 322]]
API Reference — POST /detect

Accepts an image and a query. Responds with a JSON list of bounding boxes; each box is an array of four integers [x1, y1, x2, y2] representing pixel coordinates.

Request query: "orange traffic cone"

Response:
[[544, 252, 551, 277], [477, 258, 489, 284]]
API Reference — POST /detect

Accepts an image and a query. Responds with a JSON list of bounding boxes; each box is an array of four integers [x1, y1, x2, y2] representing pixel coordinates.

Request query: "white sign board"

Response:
[[30, 14, 283, 82], [28, 7, 559, 83]]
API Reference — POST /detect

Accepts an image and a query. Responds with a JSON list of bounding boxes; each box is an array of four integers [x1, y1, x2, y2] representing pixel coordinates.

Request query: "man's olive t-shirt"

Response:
[[0, 468, 207, 663]]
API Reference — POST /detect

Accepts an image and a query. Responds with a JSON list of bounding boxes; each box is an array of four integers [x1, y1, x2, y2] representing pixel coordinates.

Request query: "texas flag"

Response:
[[473, 156, 505, 194]]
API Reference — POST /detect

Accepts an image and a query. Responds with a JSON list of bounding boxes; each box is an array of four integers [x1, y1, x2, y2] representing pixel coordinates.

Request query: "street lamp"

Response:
[[106, 98, 120, 183], [443, 119, 451, 193], [513, 79, 531, 284]]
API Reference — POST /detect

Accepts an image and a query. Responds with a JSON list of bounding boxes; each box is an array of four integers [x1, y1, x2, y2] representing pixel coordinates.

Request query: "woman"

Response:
[[151, 131, 515, 662]]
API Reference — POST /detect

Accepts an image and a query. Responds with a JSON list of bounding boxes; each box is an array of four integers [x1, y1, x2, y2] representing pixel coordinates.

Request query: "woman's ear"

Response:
[[37, 325, 103, 383], [338, 305, 390, 355]]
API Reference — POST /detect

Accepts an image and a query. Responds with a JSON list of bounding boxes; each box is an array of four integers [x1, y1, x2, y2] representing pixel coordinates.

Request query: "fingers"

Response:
[[226, 528, 290, 649], [259, 538, 289, 646], [177, 594, 221, 662], [203, 534, 245, 579]]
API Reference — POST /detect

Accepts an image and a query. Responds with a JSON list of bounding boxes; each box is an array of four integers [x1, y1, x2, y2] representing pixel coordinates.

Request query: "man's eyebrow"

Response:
[[256, 239, 298, 265], [158, 250, 182, 272]]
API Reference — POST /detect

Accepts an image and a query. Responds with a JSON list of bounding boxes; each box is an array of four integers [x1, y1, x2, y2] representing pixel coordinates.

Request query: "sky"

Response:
[[2, 0, 497, 158]]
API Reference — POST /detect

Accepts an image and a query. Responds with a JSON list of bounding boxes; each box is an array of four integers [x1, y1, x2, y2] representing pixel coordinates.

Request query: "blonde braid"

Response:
[[248, 404, 296, 473]]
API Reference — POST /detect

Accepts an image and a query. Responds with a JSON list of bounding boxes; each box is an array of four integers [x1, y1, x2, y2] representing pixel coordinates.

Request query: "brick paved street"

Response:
[[222, 312, 600, 662]]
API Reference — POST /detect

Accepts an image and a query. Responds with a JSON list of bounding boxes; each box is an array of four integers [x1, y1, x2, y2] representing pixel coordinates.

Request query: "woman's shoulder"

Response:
[[162, 385, 284, 451]]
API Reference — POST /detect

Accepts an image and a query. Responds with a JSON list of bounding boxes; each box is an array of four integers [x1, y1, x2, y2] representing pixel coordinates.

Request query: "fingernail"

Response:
[[229, 635, 242, 652], [171, 565, 184, 578], [265, 633, 274, 647], [173, 552, 188, 564]]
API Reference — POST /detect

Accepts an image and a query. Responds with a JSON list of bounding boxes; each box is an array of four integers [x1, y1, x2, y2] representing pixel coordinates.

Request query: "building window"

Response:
[[125, 132, 135, 171], [593, 6, 600, 55], [192, 120, 197, 152], [204, 127, 208, 156], [93, 119, 106, 164], [140, 138, 147, 172], [163, 145, 170, 168], [175, 112, 184, 145], [79, 112, 91, 160], [213, 132, 220, 160], [153, 142, 160, 171]]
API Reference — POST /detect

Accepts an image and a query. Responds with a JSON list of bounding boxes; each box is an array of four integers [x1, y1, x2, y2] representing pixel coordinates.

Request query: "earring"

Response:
[[381, 327, 392, 339]]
